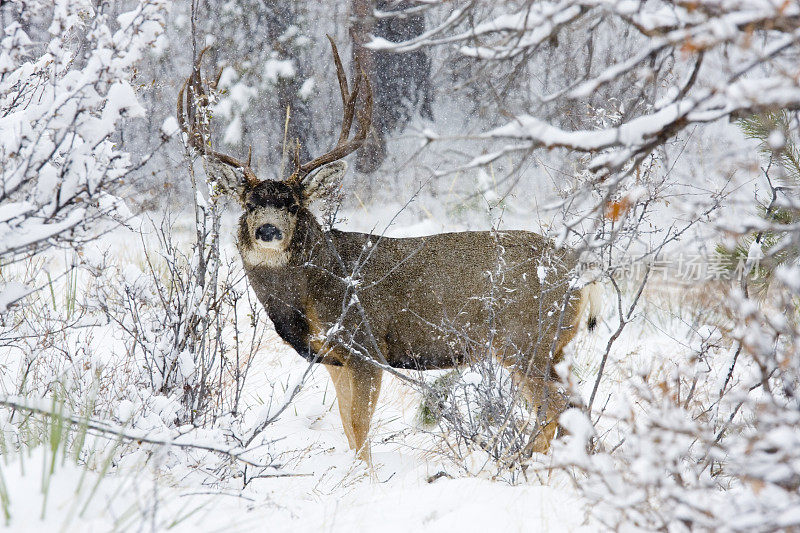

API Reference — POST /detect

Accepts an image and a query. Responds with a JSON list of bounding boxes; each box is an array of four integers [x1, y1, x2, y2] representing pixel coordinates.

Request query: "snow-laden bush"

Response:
[[0, 392, 206, 530], [0, 0, 284, 497], [418, 357, 568, 483], [549, 283, 800, 531], [0, 0, 172, 458], [0, 0, 166, 310], [88, 216, 269, 428]]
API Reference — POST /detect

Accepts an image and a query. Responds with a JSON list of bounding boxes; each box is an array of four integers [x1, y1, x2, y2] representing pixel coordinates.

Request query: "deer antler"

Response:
[[177, 48, 261, 189], [289, 35, 373, 183]]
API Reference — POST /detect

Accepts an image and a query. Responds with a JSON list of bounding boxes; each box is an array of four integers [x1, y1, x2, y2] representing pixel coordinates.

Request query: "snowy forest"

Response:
[[2, 0, 800, 530]]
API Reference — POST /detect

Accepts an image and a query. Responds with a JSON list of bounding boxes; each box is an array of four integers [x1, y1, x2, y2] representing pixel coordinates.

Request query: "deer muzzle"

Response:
[[255, 223, 283, 243]]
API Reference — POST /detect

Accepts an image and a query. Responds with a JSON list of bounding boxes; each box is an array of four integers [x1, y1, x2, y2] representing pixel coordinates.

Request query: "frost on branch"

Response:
[[374, 0, 800, 176], [0, 1, 166, 276]]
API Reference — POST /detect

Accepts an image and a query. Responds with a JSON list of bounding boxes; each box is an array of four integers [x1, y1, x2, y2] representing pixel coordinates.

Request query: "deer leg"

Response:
[[347, 358, 383, 464], [325, 364, 356, 450], [512, 372, 568, 455]]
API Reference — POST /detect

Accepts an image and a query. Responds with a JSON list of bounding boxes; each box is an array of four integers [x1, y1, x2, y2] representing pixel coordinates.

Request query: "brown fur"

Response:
[[239, 205, 587, 460]]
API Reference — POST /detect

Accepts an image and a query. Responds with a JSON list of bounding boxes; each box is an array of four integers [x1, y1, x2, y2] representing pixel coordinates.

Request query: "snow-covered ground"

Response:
[[4, 1, 800, 530], [0, 203, 720, 532]]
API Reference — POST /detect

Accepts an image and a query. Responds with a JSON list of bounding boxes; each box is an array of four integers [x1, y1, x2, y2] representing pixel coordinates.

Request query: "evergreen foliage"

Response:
[[716, 111, 800, 295]]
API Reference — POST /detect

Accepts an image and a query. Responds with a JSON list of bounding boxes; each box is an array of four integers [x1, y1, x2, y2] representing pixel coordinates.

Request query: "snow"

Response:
[[366, 36, 397, 50], [775, 265, 800, 291], [223, 114, 243, 145], [161, 116, 180, 137], [0, 201, 35, 224], [103, 81, 146, 123], [263, 58, 297, 82], [98, 192, 133, 221], [483, 99, 699, 157], [284, 478, 588, 532], [0, 215, 604, 531], [218, 66, 239, 89], [298, 78, 315, 100], [461, 371, 482, 386], [747, 240, 764, 264], [4, 1, 800, 531], [0, 208, 87, 257], [459, 5, 582, 60], [3, 175, 797, 531], [0, 447, 587, 531], [537, 265, 548, 283], [0, 281, 31, 313], [228, 82, 258, 111], [767, 129, 786, 150], [1, 206, 724, 532]]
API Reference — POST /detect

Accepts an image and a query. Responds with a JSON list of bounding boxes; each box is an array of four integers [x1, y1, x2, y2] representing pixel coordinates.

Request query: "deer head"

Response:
[[178, 37, 372, 265]]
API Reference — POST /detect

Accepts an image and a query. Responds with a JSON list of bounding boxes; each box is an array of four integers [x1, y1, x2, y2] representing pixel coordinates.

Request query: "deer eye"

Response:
[[246, 202, 257, 212], [288, 204, 299, 215]]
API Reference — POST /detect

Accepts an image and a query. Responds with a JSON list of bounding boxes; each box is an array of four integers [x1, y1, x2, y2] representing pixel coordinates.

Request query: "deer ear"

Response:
[[302, 161, 347, 201], [205, 160, 256, 205]]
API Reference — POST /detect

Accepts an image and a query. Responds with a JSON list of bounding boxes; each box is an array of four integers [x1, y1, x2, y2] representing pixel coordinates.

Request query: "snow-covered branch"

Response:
[[0, 396, 281, 469], [0, 0, 166, 308], [375, 0, 800, 176]]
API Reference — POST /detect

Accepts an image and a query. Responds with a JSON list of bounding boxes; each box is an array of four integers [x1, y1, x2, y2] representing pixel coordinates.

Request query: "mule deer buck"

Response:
[[178, 38, 601, 463]]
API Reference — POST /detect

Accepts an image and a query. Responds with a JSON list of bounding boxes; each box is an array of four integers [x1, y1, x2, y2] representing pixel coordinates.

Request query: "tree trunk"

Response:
[[350, 0, 432, 174]]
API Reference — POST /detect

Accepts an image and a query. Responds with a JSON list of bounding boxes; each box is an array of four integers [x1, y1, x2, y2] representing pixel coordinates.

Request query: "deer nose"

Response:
[[255, 224, 283, 242]]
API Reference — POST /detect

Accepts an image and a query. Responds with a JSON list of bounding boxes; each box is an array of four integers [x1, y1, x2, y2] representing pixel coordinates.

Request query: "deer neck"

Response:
[[237, 209, 335, 361]]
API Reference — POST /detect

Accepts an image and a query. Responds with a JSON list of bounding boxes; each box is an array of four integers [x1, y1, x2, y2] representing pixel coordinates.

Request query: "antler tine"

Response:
[[337, 66, 360, 146], [177, 79, 203, 153], [181, 46, 210, 149], [326, 35, 360, 147], [177, 48, 260, 188], [327, 35, 349, 108], [294, 39, 373, 180]]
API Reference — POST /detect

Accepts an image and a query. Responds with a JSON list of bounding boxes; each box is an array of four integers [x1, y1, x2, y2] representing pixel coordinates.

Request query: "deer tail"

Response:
[[582, 281, 603, 331]]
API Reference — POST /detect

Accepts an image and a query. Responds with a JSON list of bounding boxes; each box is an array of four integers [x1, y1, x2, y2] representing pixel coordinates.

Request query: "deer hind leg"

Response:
[[512, 371, 568, 455], [325, 364, 356, 450], [347, 358, 383, 464]]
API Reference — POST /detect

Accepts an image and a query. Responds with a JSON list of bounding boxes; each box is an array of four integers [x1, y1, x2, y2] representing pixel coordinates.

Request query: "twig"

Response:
[[0, 397, 281, 469]]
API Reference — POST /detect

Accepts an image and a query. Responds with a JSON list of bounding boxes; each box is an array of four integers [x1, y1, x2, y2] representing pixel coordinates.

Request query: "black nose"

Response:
[[255, 224, 283, 242]]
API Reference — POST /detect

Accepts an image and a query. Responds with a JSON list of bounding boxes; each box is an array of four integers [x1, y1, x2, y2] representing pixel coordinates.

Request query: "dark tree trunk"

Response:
[[350, 0, 432, 174]]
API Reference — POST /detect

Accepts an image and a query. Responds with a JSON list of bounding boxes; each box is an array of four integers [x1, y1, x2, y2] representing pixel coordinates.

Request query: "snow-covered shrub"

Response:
[[549, 279, 800, 531], [0, 393, 201, 530], [370, 4, 800, 527], [0, 0, 169, 444], [418, 357, 562, 483], [0, 0, 166, 310], [546, 153, 799, 529], [0, 0, 285, 493], [89, 215, 269, 427]]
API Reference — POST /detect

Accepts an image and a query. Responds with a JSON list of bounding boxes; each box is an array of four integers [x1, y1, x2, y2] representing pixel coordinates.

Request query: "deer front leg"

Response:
[[347, 357, 383, 464], [325, 364, 356, 450]]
